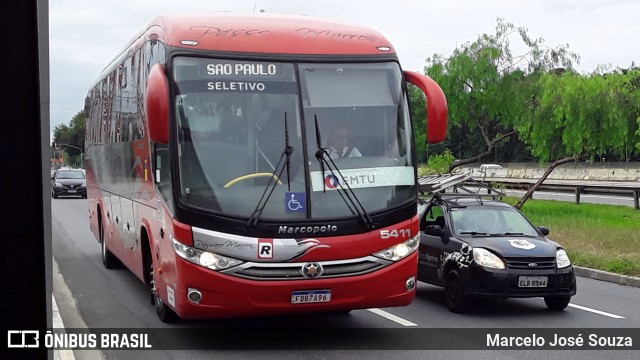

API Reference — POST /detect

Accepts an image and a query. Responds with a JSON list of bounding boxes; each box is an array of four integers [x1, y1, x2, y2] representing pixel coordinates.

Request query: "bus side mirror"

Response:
[[83, 96, 91, 118], [404, 71, 447, 144], [146, 64, 169, 144]]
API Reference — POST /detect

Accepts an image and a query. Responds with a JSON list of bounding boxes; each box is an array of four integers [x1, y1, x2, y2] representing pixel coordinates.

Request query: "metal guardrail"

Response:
[[477, 177, 640, 210]]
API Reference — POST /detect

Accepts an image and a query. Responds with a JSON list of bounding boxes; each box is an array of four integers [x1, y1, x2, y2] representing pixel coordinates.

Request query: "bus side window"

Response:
[[154, 144, 173, 210]]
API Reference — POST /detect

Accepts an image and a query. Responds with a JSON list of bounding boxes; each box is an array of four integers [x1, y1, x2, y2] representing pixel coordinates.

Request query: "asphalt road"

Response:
[[52, 198, 640, 359]]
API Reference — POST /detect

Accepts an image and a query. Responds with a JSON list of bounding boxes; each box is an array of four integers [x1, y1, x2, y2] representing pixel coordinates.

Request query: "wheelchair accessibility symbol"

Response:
[[285, 192, 306, 213]]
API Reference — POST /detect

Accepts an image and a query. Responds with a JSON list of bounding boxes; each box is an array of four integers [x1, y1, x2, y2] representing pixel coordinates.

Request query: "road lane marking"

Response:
[[368, 308, 418, 327], [569, 303, 625, 319]]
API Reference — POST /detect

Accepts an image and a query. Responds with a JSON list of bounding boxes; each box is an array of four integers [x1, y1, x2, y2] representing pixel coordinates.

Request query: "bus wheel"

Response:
[[149, 261, 178, 323], [100, 216, 118, 269]]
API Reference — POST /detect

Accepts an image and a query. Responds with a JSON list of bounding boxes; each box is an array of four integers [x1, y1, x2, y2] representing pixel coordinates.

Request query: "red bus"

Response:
[[84, 13, 447, 322]]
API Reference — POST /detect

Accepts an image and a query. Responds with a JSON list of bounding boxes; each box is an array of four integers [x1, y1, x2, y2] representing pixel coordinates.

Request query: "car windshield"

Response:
[[450, 205, 539, 237], [171, 57, 414, 220], [56, 171, 85, 179]]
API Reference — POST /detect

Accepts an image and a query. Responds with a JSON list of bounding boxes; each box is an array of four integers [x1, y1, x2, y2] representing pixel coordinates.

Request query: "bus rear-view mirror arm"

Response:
[[404, 71, 447, 144]]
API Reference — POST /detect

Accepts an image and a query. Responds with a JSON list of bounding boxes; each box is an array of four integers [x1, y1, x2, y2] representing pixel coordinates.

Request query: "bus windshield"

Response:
[[172, 57, 414, 220]]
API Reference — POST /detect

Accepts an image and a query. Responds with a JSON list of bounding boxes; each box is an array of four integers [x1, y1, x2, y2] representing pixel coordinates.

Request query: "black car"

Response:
[[417, 194, 576, 313], [51, 169, 87, 199]]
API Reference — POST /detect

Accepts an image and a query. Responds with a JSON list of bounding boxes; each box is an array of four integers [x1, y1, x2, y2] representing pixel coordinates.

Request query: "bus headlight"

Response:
[[373, 235, 419, 262], [172, 237, 243, 271]]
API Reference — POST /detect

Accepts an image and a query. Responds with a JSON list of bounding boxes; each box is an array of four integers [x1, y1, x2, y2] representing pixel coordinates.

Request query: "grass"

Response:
[[502, 197, 640, 277]]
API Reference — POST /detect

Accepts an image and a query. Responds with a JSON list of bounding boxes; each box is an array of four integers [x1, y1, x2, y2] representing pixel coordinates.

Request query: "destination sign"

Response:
[[206, 63, 279, 76], [201, 61, 286, 92], [206, 81, 266, 91], [204, 62, 283, 78]]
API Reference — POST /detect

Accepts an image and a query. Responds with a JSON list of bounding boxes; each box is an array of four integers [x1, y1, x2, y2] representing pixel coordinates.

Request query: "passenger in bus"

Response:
[[327, 127, 362, 159]]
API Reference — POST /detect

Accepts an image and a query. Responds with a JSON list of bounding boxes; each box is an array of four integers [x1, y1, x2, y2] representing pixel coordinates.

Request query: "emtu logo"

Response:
[[324, 174, 340, 189]]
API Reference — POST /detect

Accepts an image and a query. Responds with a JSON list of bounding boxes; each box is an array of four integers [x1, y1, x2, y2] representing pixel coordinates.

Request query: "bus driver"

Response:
[[328, 127, 362, 159]]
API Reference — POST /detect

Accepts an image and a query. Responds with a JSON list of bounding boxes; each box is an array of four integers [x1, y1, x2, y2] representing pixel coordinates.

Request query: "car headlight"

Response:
[[54, 182, 64, 187], [472, 248, 505, 269], [373, 235, 419, 261], [556, 249, 571, 268], [172, 237, 243, 270], [81, 181, 87, 187]]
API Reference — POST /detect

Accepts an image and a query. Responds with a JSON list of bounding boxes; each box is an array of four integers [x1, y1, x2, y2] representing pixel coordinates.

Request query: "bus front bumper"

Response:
[[167, 253, 418, 320]]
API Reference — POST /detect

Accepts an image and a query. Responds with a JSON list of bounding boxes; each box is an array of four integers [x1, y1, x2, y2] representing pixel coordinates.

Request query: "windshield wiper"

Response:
[[459, 231, 490, 236], [246, 112, 294, 229], [313, 116, 374, 229], [488, 232, 535, 237]]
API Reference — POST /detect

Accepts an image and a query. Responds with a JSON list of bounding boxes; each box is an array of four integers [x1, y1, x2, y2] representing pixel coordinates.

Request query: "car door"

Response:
[[418, 204, 448, 285]]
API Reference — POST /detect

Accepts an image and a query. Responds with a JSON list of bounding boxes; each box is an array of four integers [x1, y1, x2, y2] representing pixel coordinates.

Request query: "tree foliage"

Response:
[[413, 17, 640, 208], [408, 85, 427, 161], [512, 69, 640, 208], [53, 110, 86, 165], [515, 70, 640, 162], [423, 17, 580, 171]]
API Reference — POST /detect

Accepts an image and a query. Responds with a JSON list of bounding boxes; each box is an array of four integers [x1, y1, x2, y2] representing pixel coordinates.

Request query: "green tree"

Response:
[[53, 110, 86, 166], [408, 85, 427, 162], [424, 17, 579, 172], [513, 69, 640, 208]]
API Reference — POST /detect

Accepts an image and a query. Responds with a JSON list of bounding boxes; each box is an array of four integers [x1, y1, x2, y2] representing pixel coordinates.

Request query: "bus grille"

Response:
[[226, 258, 386, 280], [504, 257, 556, 270]]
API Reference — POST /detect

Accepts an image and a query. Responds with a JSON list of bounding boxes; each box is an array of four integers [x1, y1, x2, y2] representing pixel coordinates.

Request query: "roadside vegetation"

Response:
[[503, 197, 640, 277], [410, 17, 640, 212]]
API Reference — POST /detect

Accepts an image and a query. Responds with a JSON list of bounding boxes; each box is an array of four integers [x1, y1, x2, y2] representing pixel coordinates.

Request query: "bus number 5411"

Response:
[[380, 229, 411, 239]]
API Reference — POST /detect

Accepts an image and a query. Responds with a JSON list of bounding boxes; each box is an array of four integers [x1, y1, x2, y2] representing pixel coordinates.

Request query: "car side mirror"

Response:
[[424, 224, 445, 237], [538, 226, 550, 236]]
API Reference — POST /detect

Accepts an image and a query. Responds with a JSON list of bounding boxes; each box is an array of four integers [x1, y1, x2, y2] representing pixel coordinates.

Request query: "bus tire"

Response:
[[149, 255, 178, 323], [99, 213, 118, 269]]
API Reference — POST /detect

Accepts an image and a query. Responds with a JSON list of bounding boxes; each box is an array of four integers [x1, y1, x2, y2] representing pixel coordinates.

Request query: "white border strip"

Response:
[[368, 308, 418, 327], [52, 295, 76, 360], [569, 303, 625, 319]]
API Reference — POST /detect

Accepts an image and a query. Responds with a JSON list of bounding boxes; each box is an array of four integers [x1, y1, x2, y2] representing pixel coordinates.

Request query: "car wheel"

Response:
[[100, 217, 118, 269], [544, 296, 571, 311], [52, 189, 58, 199], [150, 261, 178, 323], [444, 269, 469, 313]]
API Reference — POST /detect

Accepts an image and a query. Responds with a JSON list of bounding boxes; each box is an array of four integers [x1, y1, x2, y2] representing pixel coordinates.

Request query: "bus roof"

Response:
[[146, 13, 397, 56]]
